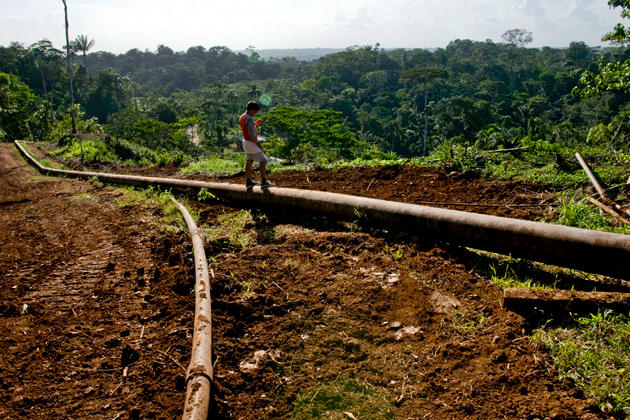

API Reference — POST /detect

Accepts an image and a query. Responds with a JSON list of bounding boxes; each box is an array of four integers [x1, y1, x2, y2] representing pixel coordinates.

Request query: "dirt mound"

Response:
[[262, 165, 556, 220]]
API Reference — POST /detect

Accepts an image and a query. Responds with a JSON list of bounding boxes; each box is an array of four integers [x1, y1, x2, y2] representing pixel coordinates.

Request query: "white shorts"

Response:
[[246, 150, 267, 162], [243, 140, 267, 163]]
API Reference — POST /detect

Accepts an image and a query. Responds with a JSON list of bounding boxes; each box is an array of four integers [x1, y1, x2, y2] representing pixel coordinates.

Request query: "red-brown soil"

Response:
[[0, 143, 192, 418], [201, 205, 603, 419], [1, 143, 609, 419]]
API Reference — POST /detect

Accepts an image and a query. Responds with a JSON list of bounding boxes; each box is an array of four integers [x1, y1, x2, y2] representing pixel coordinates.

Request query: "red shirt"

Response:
[[239, 112, 257, 141]]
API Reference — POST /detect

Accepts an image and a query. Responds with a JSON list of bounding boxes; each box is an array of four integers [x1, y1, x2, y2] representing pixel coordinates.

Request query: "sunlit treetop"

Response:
[[573, 0, 630, 97]]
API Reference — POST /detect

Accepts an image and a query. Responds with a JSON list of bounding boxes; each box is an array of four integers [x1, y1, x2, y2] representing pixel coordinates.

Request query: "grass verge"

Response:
[[114, 186, 183, 233], [533, 310, 630, 415], [179, 153, 245, 176], [554, 195, 630, 235], [203, 210, 252, 250]]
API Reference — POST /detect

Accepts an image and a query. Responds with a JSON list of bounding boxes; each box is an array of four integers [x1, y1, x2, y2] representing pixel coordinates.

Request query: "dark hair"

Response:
[[246, 100, 262, 111]]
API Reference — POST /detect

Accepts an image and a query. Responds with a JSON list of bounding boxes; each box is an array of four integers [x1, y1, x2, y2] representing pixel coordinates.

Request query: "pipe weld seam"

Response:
[[186, 371, 214, 385]]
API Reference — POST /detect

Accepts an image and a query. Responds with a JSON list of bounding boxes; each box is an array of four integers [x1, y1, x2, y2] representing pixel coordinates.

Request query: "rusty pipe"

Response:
[[169, 197, 213, 420], [15, 140, 630, 280]]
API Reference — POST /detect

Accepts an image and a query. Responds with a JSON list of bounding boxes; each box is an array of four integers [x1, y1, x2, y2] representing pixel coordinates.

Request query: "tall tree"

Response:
[[501, 29, 534, 48], [574, 0, 630, 96], [28, 39, 63, 101], [61, 0, 76, 134], [400, 66, 448, 155], [73, 34, 95, 68]]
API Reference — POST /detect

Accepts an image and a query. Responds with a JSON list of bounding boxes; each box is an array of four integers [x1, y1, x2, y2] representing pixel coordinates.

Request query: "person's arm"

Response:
[[254, 119, 264, 149]]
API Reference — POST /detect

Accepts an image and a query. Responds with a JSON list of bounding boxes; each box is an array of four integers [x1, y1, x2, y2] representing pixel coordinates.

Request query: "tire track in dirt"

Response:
[[0, 143, 193, 418]]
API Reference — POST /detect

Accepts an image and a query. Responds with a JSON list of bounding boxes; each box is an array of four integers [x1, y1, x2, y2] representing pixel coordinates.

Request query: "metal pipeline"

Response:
[[170, 197, 213, 420], [15, 140, 630, 280]]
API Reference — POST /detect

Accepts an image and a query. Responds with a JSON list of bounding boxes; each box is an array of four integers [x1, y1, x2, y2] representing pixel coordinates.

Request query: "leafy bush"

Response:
[[45, 105, 104, 143], [106, 108, 198, 158], [429, 140, 479, 172], [0, 72, 41, 141], [262, 106, 364, 161], [50, 139, 117, 163]]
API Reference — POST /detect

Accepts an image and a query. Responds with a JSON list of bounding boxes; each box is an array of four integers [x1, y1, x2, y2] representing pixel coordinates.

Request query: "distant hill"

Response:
[[239, 48, 345, 61], [241, 48, 441, 61]]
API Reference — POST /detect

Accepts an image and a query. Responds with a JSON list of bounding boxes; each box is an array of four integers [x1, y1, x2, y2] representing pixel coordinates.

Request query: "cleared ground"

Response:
[[0, 143, 606, 419]]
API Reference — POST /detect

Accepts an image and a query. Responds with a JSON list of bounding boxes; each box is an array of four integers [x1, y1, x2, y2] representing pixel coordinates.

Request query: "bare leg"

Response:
[[245, 159, 253, 180], [260, 161, 268, 180]]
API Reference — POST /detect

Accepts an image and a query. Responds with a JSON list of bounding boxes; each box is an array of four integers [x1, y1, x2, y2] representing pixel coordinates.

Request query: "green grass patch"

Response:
[[113, 138, 187, 166], [291, 377, 395, 420], [50, 139, 119, 164], [450, 310, 489, 336], [19, 142, 66, 170], [533, 310, 630, 415], [266, 156, 416, 175], [180, 153, 245, 175], [204, 210, 252, 250], [489, 263, 556, 291], [480, 140, 630, 189], [29, 175, 57, 182], [555, 196, 630, 235], [39, 158, 65, 170], [114, 186, 182, 232]]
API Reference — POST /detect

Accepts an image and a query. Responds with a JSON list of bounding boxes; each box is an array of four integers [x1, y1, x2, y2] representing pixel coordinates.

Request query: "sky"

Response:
[[0, 0, 624, 54]]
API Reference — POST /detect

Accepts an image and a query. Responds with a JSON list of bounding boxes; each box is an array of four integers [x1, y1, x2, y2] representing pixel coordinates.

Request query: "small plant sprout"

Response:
[[197, 187, 216, 201], [385, 244, 404, 261]]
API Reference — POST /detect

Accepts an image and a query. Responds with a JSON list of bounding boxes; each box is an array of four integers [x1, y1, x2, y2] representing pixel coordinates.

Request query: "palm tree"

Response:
[[73, 34, 95, 68], [61, 0, 76, 134], [248, 84, 260, 100], [225, 89, 238, 112]]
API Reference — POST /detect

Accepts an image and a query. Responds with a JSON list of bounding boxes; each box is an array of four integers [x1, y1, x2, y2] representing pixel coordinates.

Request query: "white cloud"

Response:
[[0, 0, 624, 53]]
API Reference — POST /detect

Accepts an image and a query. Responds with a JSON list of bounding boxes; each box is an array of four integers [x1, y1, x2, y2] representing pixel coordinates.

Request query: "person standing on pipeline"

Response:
[[239, 100, 274, 188]]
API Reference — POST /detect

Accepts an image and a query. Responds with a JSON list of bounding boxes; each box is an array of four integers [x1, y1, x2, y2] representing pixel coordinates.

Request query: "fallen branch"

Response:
[[586, 196, 630, 227], [413, 201, 556, 208], [366, 178, 375, 191], [575, 152, 607, 200], [503, 288, 630, 314]]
